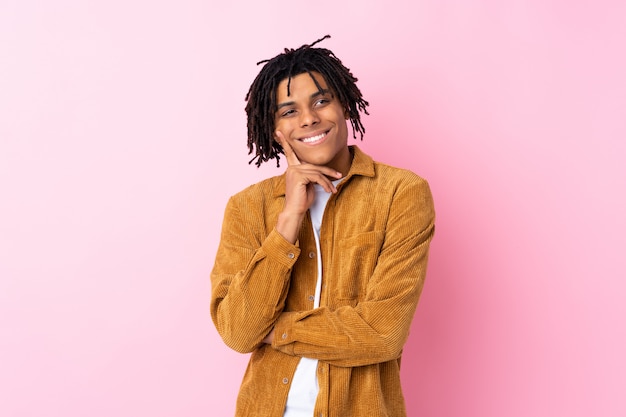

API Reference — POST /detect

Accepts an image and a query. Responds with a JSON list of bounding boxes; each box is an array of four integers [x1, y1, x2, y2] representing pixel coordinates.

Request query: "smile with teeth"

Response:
[[300, 132, 327, 144]]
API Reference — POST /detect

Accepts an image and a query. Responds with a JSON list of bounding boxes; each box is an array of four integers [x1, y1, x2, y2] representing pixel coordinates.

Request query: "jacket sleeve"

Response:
[[271, 177, 435, 367], [210, 194, 300, 353]]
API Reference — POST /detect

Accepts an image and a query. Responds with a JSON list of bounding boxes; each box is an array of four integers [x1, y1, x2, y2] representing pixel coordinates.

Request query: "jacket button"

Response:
[[308, 295, 314, 301], [282, 377, 289, 384], [282, 333, 287, 339], [308, 251, 315, 258], [287, 253, 295, 259]]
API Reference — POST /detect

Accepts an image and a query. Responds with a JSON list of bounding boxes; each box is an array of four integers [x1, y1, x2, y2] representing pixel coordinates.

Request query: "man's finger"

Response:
[[275, 130, 301, 166]]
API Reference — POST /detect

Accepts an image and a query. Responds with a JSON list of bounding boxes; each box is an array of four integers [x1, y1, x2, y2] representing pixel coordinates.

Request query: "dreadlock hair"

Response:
[[245, 35, 370, 167]]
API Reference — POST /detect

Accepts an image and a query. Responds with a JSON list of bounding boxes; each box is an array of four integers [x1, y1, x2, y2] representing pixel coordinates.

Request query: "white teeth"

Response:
[[301, 133, 326, 143]]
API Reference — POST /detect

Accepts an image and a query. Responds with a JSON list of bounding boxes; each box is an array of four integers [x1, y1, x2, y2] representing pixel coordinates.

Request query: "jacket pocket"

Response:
[[335, 230, 385, 301]]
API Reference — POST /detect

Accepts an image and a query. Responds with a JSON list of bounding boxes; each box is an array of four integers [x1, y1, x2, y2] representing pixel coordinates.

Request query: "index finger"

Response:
[[275, 130, 301, 166]]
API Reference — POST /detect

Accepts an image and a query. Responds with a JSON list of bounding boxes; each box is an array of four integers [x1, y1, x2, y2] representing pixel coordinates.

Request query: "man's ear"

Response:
[[344, 108, 350, 119], [274, 130, 284, 147]]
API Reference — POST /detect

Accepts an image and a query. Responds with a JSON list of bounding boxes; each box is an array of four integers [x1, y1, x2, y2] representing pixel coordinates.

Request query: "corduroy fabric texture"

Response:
[[211, 146, 435, 417]]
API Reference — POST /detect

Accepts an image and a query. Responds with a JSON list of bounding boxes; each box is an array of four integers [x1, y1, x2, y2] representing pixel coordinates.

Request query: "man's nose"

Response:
[[300, 108, 320, 127]]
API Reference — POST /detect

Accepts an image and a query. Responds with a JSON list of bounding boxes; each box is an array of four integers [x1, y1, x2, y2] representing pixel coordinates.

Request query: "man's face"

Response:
[[274, 71, 351, 174]]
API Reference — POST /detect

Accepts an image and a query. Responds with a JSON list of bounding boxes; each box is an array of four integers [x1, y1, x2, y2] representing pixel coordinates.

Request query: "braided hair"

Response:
[[245, 35, 369, 167]]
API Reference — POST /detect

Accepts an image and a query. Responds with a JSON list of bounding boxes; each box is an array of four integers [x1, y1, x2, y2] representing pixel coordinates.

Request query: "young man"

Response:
[[210, 36, 435, 417]]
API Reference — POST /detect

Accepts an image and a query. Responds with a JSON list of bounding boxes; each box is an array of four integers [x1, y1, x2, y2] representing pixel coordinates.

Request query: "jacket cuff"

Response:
[[271, 311, 301, 355], [261, 228, 301, 269]]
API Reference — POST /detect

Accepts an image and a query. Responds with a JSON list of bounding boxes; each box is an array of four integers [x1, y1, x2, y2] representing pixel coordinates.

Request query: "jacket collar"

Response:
[[272, 145, 375, 197]]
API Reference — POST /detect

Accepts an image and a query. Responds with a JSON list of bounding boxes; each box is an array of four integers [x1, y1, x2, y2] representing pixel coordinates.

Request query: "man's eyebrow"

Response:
[[311, 88, 331, 98], [276, 100, 295, 110], [276, 89, 332, 110]]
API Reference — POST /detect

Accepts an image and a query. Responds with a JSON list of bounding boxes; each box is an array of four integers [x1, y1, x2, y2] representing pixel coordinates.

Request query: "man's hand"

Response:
[[274, 131, 342, 243], [262, 328, 275, 344]]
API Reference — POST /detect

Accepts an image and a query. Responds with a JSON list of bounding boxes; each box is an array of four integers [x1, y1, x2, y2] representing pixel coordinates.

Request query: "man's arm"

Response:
[[211, 133, 341, 353], [270, 177, 435, 367], [210, 194, 299, 353]]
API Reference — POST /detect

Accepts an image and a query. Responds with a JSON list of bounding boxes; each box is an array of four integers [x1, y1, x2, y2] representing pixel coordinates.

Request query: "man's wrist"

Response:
[[276, 211, 305, 244]]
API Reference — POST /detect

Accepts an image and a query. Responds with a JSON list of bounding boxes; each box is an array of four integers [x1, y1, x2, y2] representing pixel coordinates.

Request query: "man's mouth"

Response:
[[300, 131, 327, 144]]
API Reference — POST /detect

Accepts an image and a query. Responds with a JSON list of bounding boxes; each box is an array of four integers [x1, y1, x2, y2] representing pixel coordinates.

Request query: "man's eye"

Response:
[[281, 109, 296, 117], [315, 98, 329, 106]]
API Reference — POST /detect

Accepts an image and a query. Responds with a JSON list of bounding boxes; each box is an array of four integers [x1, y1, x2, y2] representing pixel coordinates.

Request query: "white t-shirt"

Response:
[[283, 181, 339, 417]]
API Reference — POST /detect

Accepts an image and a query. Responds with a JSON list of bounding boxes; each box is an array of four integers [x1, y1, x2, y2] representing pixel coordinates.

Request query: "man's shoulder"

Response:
[[371, 160, 429, 188], [350, 145, 428, 186], [229, 174, 284, 203]]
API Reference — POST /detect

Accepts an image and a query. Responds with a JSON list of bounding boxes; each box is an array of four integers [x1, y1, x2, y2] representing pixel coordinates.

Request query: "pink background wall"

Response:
[[1, 1, 624, 416]]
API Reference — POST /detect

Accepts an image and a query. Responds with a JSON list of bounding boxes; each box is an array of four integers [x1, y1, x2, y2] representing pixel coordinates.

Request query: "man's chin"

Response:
[[300, 156, 330, 167]]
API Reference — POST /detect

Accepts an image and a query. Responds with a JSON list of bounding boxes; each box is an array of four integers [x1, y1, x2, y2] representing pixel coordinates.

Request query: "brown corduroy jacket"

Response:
[[211, 146, 435, 416]]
